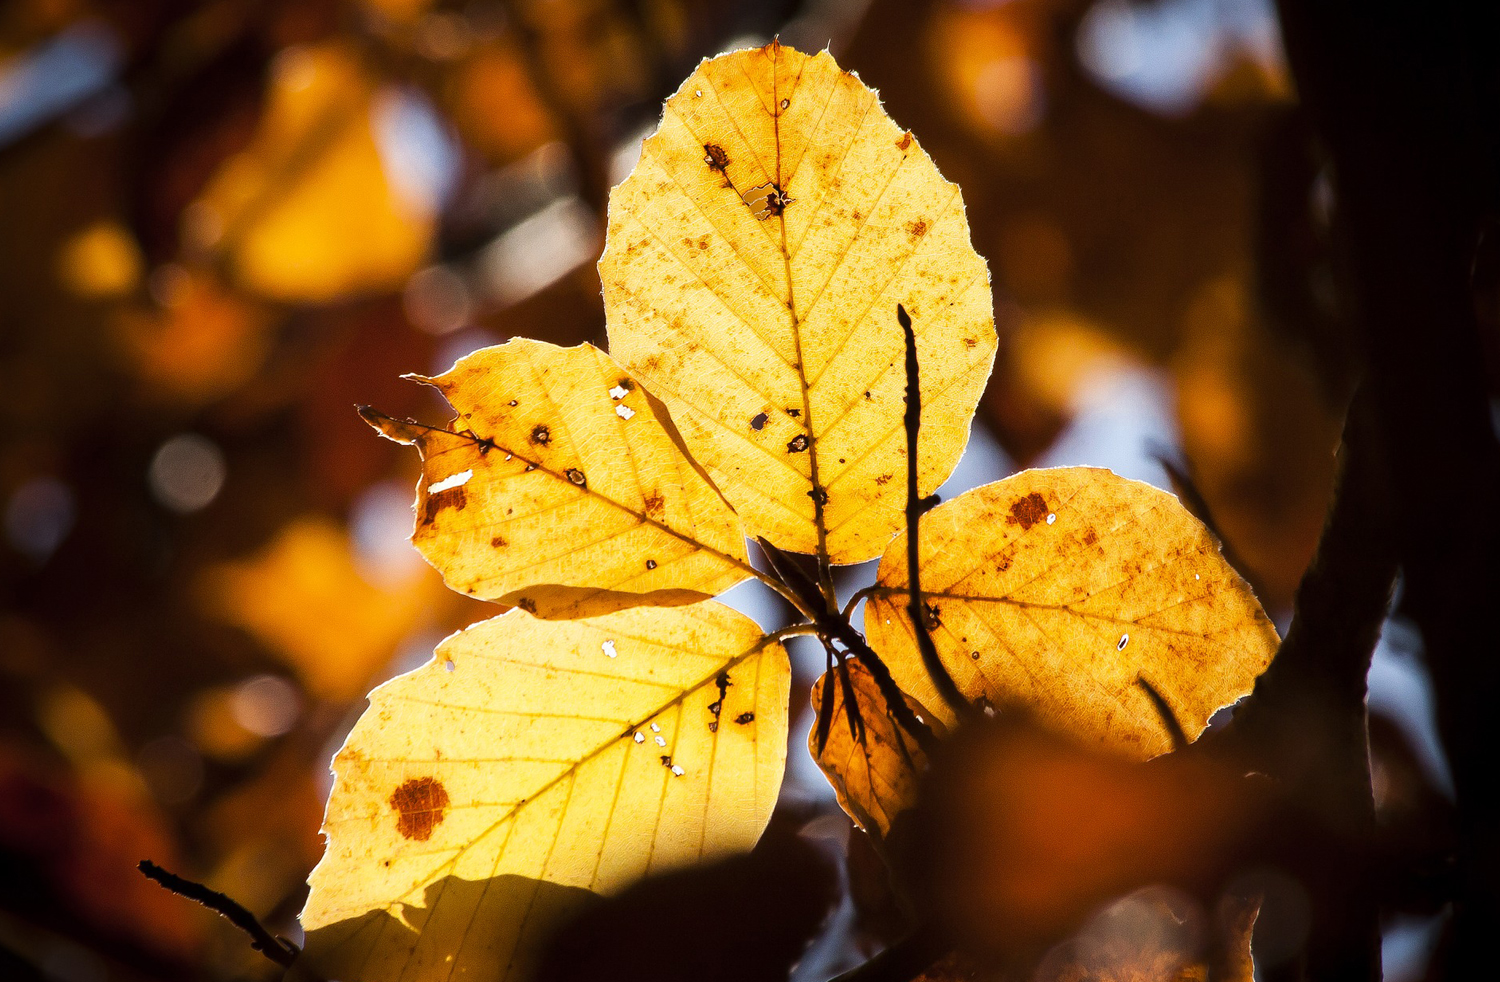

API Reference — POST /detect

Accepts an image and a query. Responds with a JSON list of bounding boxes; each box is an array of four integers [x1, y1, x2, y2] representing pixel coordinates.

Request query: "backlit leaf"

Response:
[[865, 467, 1277, 758], [601, 42, 996, 564], [809, 660, 940, 840], [300, 602, 789, 982], [366, 339, 753, 618]]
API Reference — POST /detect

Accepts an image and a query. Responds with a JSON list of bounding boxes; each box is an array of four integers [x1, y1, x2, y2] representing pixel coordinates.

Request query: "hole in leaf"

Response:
[[427, 469, 473, 494]]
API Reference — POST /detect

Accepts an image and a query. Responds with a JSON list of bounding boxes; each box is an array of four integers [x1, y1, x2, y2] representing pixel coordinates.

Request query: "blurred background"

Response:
[[0, 0, 1463, 979]]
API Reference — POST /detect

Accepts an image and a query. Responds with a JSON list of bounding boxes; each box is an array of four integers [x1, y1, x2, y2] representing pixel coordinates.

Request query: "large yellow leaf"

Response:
[[366, 339, 753, 618], [601, 42, 996, 564], [865, 467, 1278, 759], [300, 602, 789, 982], [809, 660, 940, 841]]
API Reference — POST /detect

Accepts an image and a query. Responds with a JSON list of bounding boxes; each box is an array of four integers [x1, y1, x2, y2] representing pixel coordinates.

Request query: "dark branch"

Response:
[[138, 860, 299, 968], [898, 304, 970, 718]]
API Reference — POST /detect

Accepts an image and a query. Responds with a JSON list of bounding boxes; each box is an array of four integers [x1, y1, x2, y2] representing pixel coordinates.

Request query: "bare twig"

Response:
[[898, 304, 970, 718], [138, 860, 298, 968]]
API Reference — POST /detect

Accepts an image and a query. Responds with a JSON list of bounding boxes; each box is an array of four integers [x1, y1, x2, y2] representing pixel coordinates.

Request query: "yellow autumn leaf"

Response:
[[865, 467, 1278, 758], [300, 602, 788, 982], [809, 660, 940, 841], [601, 42, 996, 565], [194, 43, 431, 302], [365, 339, 753, 618], [200, 517, 435, 701]]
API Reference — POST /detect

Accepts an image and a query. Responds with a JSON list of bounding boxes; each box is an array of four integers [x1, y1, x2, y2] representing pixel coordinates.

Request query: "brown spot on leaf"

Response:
[[643, 491, 664, 516], [734, 712, 755, 725], [421, 487, 467, 525], [616, 377, 635, 391], [897, 132, 913, 150], [808, 487, 829, 506], [565, 468, 587, 487], [517, 597, 537, 614], [750, 412, 768, 430], [923, 602, 942, 629], [491, 535, 507, 548], [907, 219, 928, 237], [1007, 492, 1049, 530], [645, 559, 657, 570], [389, 777, 449, 841], [703, 144, 729, 172], [531, 424, 551, 446], [1083, 529, 1099, 546], [786, 434, 809, 453], [875, 473, 892, 485]]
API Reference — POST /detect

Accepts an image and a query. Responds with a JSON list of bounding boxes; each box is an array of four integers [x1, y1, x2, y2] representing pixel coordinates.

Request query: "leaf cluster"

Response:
[[299, 43, 1278, 982]]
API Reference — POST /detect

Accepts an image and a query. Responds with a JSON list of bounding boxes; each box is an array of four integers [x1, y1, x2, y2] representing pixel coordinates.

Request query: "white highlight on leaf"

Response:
[[602, 639, 618, 658], [615, 405, 635, 420]]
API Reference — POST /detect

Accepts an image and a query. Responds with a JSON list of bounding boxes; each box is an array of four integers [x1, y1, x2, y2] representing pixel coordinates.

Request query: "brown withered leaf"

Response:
[[601, 42, 996, 565], [365, 339, 753, 618], [300, 602, 790, 982], [809, 660, 940, 841], [866, 467, 1278, 758]]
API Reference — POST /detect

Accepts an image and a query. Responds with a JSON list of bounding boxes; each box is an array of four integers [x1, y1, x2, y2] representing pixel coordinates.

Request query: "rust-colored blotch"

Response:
[[1008, 492, 1049, 529], [389, 776, 450, 841]]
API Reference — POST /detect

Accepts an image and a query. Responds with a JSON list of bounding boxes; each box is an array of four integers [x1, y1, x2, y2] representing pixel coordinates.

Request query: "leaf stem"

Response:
[[898, 304, 971, 719]]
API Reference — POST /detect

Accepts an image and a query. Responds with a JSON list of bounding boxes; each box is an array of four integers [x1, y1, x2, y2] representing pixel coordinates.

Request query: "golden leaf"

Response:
[[194, 43, 432, 302], [200, 518, 435, 701], [865, 467, 1278, 758], [809, 659, 940, 840], [601, 42, 996, 564], [300, 602, 789, 982], [366, 339, 752, 618]]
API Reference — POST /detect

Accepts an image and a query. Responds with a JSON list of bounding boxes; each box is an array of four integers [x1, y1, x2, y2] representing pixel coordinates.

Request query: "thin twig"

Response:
[[898, 304, 970, 718], [138, 860, 299, 968]]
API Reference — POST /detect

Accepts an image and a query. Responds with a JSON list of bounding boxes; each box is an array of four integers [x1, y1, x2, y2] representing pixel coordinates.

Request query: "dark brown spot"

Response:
[[646, 559, 657, 570], [421, 486, 467, 524], [660, 755, 673, 766], [707, 671, 732, 732], [864, 390, 872, 399], [1007, 492, 1049, 530], [896, 132, 913, 151], [786, 434, 809, 453], [703, 143, 729, 172], [531, 424, 551, 446], [1083, 529, 1099, 546], [524, 463, 537, 472], [735, 712, 755, 725], [643, 491, 664, 516], [508, 399, 518, 407], [875, 473, 892, 485], [996, 557, 1011, 572], [971, 651, 980, 660], [518, 597, 537, 614], [390, 777, 449, 841], [852, 211, 862, 222], [780, 98, 790, 109], [491, 535, 507, 548], [751, 412, 768, 430], [923, 603, 941, 629], [786, 408, 801, 418], [808, 487, 828, 506], [617, 377, 635, 392], [907, 219, 928, 237], [566, 468, 587, 487], [964, 337, 978, 348]]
